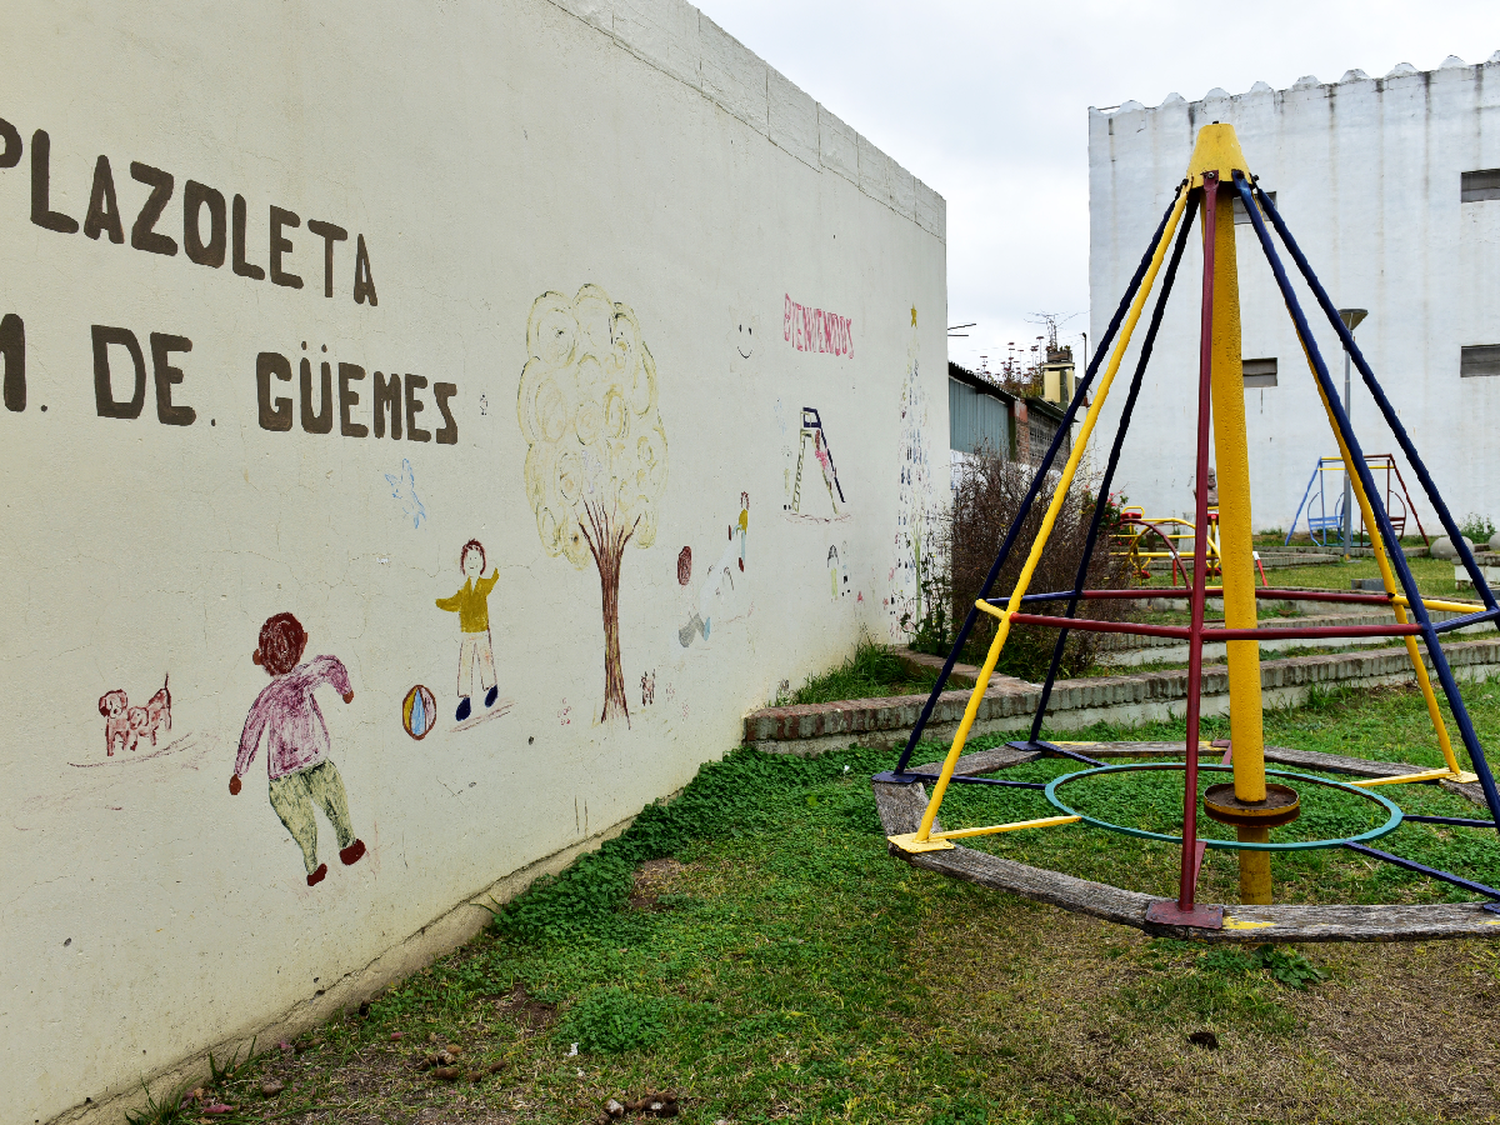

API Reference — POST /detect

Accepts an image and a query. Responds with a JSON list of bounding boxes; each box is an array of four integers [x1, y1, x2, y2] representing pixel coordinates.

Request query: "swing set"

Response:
[[1285, 453, 1429, 549]]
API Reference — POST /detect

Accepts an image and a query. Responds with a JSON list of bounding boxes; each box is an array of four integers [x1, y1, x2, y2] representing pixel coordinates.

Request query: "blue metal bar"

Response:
[[890, 181, 1189, 774], [1344, 842, 1500, 900], [1403, 815, 1500, 828], [1432, 608, 1500, 634], [1008, 739, 1107, 768], [1233, 172, 1500, 833], [1248, 181, 1498, 610], [870, 770, 1046, 790], [1027, 190, 1200, 743], [1285, 459, 1323, 547]]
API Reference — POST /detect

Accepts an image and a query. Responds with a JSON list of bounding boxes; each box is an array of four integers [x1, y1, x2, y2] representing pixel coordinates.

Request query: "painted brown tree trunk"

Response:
[[582, 502, 638, 726]]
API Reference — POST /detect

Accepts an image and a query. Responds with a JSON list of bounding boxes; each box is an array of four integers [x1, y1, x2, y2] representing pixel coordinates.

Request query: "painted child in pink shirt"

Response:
[[230, 612, 366, 887]]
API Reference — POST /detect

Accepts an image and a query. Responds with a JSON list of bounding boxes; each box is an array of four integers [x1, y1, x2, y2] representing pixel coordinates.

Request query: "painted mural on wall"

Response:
[[887, 308, 934, 639], [731, 316, 759, 371], [385, 458, 426, 529], [783, 292, 853, 358], [778, 403, 848, 521], [402, 684, 436, 740], [675, 494, 754, 651], [518, 285, 668, 725], [97, 675, 171, 756], [828, 541, 853, 602], [435, 538, 505, 726], [229, 612, 366, 888]]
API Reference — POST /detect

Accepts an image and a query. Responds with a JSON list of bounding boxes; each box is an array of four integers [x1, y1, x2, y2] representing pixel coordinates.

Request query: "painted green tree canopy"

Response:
[[518, 284, 668, 723]]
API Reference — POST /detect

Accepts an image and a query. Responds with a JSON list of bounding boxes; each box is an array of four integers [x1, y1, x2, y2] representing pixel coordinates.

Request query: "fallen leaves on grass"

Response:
[[595, 1092, 680, 1122]]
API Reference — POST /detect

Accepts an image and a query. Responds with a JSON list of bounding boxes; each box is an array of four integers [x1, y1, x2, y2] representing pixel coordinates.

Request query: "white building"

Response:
[[1089, 53, 1500, 536]]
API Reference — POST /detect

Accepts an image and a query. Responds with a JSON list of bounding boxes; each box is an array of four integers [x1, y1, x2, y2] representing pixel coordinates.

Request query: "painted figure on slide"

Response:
[[229, 612, 366, 888], [436, 538, 500, 722]]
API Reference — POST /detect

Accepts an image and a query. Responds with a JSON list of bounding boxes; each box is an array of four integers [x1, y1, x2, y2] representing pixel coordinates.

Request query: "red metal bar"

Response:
[[1009, 587, 1432, 605], [1390, 460, 1430, 547], [1205, 623, 1423, 641], [1004, 614, 1421, 642], [1254, 587, 1392, 604], [1180, 174, 1219, 911]]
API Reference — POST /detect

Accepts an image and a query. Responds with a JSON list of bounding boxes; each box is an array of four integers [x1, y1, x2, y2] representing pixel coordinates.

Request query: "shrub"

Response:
[[1460, 513, 1495, 545], [944, 450, 1135, 681]]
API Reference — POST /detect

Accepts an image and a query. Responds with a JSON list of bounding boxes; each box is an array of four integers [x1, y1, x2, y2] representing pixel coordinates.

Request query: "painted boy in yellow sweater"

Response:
[[436, 538, 500, 721]]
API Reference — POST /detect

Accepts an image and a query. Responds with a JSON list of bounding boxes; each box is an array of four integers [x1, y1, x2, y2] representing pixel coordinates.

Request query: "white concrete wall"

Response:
[[1089, 55, 1500, 536], [0, 3, 947, 1121]]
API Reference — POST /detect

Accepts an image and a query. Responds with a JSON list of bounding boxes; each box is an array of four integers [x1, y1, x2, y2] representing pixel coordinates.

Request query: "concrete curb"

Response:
[[744, 638, 1500, 755]]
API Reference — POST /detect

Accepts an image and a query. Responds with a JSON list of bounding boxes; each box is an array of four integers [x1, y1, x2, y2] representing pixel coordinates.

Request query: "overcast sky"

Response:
[[698, 0, 1500, 372]]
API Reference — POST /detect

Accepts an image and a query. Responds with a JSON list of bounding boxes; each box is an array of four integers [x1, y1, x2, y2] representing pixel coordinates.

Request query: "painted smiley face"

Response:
[[737, 323, 753, 360]]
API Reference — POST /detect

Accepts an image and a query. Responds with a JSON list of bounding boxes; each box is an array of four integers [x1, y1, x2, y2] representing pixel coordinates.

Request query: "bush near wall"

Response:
[[939, 451, 1135, 681]]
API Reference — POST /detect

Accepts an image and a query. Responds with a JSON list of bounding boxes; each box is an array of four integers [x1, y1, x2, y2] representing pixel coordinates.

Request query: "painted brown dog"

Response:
[[98, 675, 171, 756]]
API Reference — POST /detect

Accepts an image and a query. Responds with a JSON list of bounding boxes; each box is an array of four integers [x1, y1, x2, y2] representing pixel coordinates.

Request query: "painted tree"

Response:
[[518, 285, 669, 724]]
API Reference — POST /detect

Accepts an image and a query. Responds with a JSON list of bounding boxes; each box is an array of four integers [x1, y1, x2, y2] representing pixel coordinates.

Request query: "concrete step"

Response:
[[744, 638, 1500, 757]]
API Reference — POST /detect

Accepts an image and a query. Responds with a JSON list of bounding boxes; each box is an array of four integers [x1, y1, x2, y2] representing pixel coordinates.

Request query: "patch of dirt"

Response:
[[914, 899, 1500, 1124], [629, 857, 689, 912], [488, 983, 557, 1031]]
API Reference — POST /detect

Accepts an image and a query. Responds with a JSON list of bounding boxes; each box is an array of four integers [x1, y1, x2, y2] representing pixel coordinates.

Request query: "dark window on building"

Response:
[[1232, 190, 1276, 224], [1243, 357, 1278, 387], [1461, 170, 1500, 203], [1028, 411, 1069, 462], [1461, 345, 1500, 378]]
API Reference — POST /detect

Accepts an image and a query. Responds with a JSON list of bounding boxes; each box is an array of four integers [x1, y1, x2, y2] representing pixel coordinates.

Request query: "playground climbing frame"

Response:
[[878, 123, 1500, 937]]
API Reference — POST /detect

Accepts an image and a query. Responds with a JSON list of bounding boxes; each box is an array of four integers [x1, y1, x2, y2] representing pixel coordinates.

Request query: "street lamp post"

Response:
[[1338, 308, 1368, 558]]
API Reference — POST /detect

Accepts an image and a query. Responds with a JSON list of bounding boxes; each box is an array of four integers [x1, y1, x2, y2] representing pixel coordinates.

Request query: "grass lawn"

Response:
[[1138, 555, 1466, 602], [1260, 555, 1463, 599], [784, 639, 940, 705], [180, 680, 1500, 1125]]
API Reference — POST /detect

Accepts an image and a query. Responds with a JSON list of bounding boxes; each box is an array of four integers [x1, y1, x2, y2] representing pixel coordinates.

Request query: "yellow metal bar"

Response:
[[1300, 339, 1464, 777], [912, 186, 1190, 843], [932, 814, 1082, 841], [1348, 768, 1457, 787], [887, 816, 1083, 853], [1236, 826, 1272, 902], [1394, 595, 1485, 615]]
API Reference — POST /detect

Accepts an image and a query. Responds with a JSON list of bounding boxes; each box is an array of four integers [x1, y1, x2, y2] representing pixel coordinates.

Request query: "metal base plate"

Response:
[[887, 832, 955, 853], [1203, 781, 1302, 828], [871, 770, 924, 786], [1145, 901, 1225, 929]]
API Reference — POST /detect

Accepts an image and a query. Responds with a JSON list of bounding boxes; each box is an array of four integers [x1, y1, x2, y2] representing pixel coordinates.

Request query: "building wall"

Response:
[[948, 370, 1015, 458], [1089, 56, 1500, 534], [0, 3, 947, 1121]]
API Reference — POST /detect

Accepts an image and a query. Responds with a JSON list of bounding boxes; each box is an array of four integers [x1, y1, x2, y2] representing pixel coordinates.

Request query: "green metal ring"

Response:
[[1042, 763, 1404, 851]]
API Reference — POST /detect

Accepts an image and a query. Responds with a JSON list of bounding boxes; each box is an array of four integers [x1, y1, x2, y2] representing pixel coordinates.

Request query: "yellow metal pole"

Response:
[[1188, 124, 1272, 904], [906, 187, 1190, 847]]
